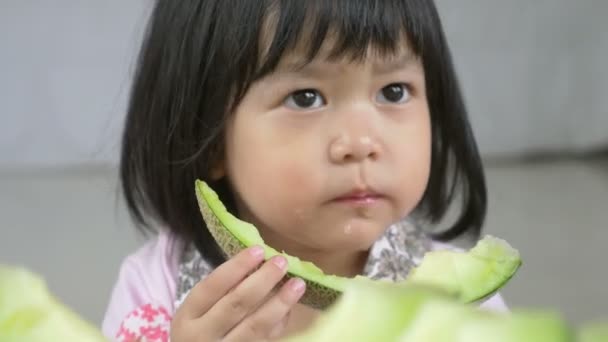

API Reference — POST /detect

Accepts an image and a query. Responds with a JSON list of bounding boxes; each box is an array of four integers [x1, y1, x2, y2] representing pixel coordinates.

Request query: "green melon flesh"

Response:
[[406, 235, 521, 303], [281, 281, 454, 342], [0, 265, 108, 342], [399, 305, 572, 342], [578, 321, 608, 342], [195, 180, 521, 309], [281, 280, 572, 342]]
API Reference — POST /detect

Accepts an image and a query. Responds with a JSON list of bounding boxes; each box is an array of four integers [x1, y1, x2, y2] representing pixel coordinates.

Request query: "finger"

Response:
[[225, 277, 306, 342], [200, 255, 289, 337], [176, 245, 266, 320]]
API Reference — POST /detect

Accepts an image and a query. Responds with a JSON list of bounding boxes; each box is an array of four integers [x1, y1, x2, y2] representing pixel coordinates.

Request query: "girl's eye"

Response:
[[284, 89, 326, 110], [376, 83, 411, 104]]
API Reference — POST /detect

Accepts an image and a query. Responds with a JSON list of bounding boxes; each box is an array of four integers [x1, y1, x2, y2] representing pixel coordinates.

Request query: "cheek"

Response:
[[405, 142, 431, 199], [393, 110, 432, 214], [231, 155, 323, 235], [240, 159, 318, 204], [224, 117, 322, 225]]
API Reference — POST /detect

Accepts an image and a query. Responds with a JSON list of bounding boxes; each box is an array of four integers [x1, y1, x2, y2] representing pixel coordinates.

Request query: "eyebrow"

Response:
[[273, 52, 419, 79]]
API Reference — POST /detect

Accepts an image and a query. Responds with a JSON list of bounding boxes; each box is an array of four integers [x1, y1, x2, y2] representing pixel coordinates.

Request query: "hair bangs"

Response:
[[255, 0, 430, 78]]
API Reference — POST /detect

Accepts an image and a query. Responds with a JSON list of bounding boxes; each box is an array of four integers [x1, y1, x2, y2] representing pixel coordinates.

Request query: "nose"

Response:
[[327, 102, 384, 164], [329, 133, 381, 164]]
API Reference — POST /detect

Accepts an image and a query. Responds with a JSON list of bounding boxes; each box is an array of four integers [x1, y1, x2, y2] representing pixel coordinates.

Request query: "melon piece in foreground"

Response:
[[0, 265, 107, 342], [281, 280, 572, 342]]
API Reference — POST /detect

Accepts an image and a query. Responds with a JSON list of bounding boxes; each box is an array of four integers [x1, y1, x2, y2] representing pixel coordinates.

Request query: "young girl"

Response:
[[103, 0, 508, 341]]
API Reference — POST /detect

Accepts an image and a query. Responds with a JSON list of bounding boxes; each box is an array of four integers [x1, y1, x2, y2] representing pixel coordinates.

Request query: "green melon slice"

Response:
[[195, 180, 521, 309], [281, 280, 572, 342], [0, 265, 108, 342], [406, 235, 521, 303]]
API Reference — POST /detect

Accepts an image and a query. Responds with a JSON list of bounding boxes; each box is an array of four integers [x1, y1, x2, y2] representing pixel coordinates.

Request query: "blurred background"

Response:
[[1, 0, 606, 328]]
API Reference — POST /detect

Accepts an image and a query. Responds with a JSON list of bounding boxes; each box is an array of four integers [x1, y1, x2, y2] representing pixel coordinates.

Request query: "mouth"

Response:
[[331, 188, 386, 206]]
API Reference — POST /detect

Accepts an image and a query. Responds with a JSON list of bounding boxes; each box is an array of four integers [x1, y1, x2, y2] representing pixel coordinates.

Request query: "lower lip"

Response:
[[333, 195, 384, 205]]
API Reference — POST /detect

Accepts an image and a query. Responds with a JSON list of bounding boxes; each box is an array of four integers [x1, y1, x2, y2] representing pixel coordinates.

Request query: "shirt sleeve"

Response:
[[101, 231, 181, 341]]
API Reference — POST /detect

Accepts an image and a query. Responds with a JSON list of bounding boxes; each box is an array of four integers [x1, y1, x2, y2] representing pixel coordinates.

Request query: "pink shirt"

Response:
[[102, 231, 508, 341], [102, 232, 182, 341]]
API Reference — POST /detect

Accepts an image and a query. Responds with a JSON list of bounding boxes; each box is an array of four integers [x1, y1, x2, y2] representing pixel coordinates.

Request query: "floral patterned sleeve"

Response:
[[115, 303, 172, 342], [102, 232, 182, 341]]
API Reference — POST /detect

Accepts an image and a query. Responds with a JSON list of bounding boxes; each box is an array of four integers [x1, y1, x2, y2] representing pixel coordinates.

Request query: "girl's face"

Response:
[[218, 44, 431, 259]]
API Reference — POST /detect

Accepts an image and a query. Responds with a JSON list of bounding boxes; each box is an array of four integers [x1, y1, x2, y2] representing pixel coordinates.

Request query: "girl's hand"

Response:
[[170, 246, 306, 342]]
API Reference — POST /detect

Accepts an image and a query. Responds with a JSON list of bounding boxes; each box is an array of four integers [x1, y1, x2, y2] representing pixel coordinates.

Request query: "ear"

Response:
[[209, 159, 226, 180]]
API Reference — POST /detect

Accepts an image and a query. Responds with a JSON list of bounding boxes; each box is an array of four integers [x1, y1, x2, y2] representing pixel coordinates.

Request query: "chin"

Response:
[[321, 222, 387, 251]]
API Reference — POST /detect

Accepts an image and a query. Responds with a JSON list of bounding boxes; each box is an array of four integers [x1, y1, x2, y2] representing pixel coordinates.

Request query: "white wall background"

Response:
[[0, 1, 150, 168], [1, 0, 607, 168], [437, 0, 608, 157]]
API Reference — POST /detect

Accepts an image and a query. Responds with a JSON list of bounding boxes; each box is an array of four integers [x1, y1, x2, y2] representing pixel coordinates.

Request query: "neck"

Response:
[[314, 249, 369, 278]]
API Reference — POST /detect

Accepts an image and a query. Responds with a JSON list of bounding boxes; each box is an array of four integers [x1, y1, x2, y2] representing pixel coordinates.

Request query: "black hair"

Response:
[[120, 0, 487, 267]]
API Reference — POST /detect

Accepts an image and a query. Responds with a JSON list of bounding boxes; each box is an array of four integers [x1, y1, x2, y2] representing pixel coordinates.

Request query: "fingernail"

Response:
[[289, 278, 306, 294], [249, 246, 265, 260], [271, 256, 288, 271]]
